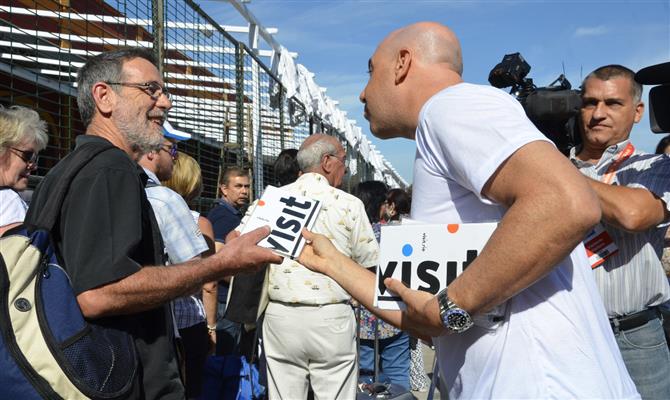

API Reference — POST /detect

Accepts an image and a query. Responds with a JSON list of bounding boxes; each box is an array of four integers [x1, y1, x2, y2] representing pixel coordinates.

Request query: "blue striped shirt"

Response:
[[571, 140, 670, 317], [144, 168, 209, 329]]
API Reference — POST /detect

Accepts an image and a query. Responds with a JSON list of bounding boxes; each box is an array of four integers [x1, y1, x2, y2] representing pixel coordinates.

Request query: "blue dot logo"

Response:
[[402, 244, 413, 257]]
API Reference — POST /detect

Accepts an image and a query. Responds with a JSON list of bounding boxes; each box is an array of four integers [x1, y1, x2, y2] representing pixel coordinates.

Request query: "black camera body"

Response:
[[489, 53, 581, 154], [647, 87, 670, 133], [635, 62, 670, 134]]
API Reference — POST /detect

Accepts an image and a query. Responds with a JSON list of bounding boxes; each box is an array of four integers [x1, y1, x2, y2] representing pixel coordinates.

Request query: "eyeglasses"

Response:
[[105, 81, 170, 100], [327, 153, 346, 163], [160, 143, 178, 160], [327, 153, 349, 173], [10, 147, 38, 166]]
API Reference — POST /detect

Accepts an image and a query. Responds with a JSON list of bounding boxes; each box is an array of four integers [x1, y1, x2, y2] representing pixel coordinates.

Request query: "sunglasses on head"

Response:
[[160, 143, 178, 159], [10, 147, 38, 165]]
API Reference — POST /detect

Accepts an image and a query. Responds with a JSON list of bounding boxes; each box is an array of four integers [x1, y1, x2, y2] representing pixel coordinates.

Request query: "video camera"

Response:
[[635, 62, 670, 133], [488, 53, 581, 154]]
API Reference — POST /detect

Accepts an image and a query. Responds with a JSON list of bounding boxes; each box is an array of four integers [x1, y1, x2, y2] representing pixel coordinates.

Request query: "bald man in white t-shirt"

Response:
[[297, 22, 639, 399]]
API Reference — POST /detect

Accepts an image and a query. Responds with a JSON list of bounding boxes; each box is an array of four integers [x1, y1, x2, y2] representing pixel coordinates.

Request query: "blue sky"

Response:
[[200, 0, 670, 184]]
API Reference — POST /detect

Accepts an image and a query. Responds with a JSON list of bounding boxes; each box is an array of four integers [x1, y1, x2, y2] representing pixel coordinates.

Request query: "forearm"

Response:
[[449, 194, 595, 316], [78, 257, 223, 318], [77, 226, 279, 318], [213, 242, 231, 284], [587, 178, 666, 231], [352, 193, 591, 339], [326, 254, 404, 328], [443, 142, 600, 316], [202, 281, 218, 326]]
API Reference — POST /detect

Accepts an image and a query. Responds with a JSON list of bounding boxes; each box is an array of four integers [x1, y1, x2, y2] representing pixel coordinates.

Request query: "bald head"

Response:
[[360, 22, 464, 140], [381, 22, 462, 75]]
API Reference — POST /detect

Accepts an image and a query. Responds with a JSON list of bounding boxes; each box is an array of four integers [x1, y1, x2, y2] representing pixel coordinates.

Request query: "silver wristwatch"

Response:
[[437, 288, 474, 334]]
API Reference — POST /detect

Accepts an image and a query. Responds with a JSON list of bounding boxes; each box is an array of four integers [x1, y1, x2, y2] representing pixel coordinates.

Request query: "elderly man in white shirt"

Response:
[[249, 134, 379, 400]]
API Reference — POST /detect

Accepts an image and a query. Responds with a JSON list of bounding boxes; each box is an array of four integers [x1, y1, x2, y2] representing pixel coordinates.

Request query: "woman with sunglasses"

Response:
[[0, 105, 48, 236]]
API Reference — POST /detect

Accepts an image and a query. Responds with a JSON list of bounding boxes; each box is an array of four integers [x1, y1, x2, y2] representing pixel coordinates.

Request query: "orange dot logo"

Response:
[[447, 224, 459, 233], [258, 200, 266, 206]]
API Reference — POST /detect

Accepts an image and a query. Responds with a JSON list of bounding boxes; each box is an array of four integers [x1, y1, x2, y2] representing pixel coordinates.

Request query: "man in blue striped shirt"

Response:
[[140, 137, 211, 399], [571, 64, 670, 399]]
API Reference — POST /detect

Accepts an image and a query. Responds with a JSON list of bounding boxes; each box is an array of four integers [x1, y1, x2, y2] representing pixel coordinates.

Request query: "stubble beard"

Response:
[[115, 110, 163, 156], [155, 162, 173, 182]]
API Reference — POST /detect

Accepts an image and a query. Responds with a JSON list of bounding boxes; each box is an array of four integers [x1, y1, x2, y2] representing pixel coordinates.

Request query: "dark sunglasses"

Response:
[[160, 143, 178, 159], [105, 81, 170, 100], [10, 147, 38, 165]]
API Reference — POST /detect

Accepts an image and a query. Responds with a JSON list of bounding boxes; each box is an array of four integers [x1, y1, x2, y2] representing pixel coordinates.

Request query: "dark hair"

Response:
[[76, 48, 157, 127], [582, 64, 642, 103], [386, 188, 411, 221], [219, 166, 248, 186], [656, 135, 670, 155], [352, 180, 388, 223], [274, 148, 300, 186]]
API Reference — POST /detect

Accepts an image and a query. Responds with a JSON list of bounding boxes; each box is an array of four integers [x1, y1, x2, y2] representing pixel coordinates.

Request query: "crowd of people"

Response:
[[1, 20, 670, 400]]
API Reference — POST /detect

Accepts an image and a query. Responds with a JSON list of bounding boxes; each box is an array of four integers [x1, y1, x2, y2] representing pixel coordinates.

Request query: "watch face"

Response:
[[446, 309, 473, 332]]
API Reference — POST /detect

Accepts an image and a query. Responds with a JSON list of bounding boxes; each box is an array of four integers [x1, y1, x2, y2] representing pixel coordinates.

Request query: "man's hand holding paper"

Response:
[[298, 228, 442, 340]]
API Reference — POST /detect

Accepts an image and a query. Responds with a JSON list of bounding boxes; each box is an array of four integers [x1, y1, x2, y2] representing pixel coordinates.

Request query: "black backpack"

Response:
[[0, 141, 138, 399]]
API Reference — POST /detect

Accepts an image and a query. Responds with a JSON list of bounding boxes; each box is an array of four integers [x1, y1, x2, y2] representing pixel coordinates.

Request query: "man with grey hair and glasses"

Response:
[[240, 133, 378, 399], [26, 48, 281, 399], [571, 64, 670, 398]]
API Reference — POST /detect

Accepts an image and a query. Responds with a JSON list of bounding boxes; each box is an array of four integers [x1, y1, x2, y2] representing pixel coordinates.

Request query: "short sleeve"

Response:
[[348, 198, 380, 269], [625, 154, 670, 225], [0, 189, 27, 227], [147, 188, 208, 264], [208, 204, 242, 242], [420, 86, 550, 200], [59, 168, 146, 295], [630, 155, 670, 208]]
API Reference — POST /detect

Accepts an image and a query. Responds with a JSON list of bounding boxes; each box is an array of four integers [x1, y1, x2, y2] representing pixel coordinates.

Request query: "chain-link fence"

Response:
[[1, 0, 391, 211]]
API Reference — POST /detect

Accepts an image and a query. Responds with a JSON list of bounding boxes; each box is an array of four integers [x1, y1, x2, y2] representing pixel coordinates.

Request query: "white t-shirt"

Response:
[[0, 188, 28, 228], [413, 83, 638, 399]]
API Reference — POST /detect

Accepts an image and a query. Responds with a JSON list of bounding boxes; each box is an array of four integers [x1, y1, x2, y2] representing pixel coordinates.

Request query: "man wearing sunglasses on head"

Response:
[[139, 134, 212, 399], [25, 48, 282, 400], [140, 137, 179, 185]]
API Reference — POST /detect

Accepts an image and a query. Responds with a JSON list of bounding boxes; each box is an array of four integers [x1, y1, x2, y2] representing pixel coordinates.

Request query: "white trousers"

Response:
[[263, 301, 357, 400]]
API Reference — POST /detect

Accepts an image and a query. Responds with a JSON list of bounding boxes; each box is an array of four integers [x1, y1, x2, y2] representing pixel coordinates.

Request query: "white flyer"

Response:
[[376, 222, 497, 310], [239, 186, 321, 259]]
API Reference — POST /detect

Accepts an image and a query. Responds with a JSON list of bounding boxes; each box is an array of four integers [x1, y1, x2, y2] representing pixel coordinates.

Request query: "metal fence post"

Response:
[[235, 43, 245, 166], [152, 0, 165, 74], [279, 87, 285, 150]]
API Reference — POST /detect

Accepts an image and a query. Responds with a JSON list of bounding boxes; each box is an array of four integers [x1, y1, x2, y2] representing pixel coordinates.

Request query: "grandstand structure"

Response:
[[0, 0, 407, 209]]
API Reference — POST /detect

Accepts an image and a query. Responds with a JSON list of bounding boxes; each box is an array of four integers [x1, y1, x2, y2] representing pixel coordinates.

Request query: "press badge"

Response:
[[583, 223, 618, 269]]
